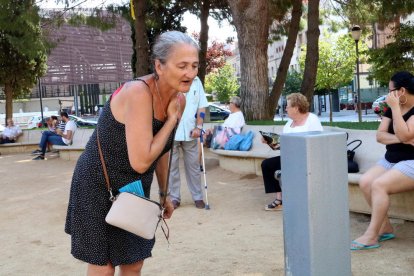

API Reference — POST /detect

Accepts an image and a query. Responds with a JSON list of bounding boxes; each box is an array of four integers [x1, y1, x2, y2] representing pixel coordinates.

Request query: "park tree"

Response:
[[301, 33, 367, 122], [0, 0, 47, 123], [332, 0, 414, 85], [299, 0, 320, 104], [227, 0, 270, 120], [186, 0, 231, 84], [282, 69, 302, 95], [228, 0, 306, 120], [204, 64, 239, 102], [132, 0, 187, 76], [268, 0, 303, 118], [204, 39, 233, 74], [368, 22, 414, 85]]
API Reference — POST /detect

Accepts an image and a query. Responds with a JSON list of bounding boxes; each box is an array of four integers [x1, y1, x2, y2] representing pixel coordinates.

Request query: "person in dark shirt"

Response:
[[351, 71, 414, 250]]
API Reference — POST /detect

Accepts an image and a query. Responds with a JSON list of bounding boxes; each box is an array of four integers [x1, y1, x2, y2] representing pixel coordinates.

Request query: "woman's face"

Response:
[[388, 81, 403, 96], [285, 100, 298, 118], [156, 43, 199, 93], [229, 101, 237, 113]]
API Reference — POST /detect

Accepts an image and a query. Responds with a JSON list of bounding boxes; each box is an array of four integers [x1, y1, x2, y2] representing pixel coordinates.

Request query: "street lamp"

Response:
[[351, 25, 362, 122]]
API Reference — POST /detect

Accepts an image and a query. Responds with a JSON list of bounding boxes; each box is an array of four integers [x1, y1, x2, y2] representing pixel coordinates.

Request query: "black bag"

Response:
[[347, 139, 362, 173]]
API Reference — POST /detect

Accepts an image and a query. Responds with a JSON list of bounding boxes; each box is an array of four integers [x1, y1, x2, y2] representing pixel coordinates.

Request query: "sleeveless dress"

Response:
[[65, 83, 173, 266]]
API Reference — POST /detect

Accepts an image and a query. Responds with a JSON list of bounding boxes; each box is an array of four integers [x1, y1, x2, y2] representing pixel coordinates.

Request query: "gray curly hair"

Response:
[[152, 31, 199, 65]]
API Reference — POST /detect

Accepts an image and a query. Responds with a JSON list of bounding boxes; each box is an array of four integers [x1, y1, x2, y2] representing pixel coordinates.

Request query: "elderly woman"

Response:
[[262, 93, 323, 211], [204, 96, 246, 147], [221, 96, 245, 130], [65, 31, 199, 275], [351, 71, 414, 250]]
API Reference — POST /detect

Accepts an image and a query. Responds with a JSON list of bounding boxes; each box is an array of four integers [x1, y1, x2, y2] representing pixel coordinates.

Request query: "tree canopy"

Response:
[[0, 0, 48, 122], [204, 64, 239, 102], [368, 22, 414, 86]]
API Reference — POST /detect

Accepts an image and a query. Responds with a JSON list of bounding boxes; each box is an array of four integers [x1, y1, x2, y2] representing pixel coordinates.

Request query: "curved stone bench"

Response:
[[211, 125, 414, 221], [0, 129, 42, 154], [53, 128, 94, 161]]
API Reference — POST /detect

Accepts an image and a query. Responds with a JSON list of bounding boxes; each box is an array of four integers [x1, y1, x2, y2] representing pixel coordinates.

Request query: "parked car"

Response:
[[209, 104, 230, 121], [27, 116, 43, 129], [68, 115, 97, 127], [372, 95, 387, 110]]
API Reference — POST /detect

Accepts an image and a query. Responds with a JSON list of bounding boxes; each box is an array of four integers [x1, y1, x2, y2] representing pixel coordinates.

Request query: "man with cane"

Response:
[[169, 76, 209, 209]]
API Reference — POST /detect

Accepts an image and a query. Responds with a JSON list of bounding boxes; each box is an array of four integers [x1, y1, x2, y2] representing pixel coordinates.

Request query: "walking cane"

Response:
[[199, 112, 210, 210]]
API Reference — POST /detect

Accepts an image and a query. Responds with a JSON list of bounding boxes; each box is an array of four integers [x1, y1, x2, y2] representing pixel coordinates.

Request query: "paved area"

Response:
[[1, 151, 414, 275]]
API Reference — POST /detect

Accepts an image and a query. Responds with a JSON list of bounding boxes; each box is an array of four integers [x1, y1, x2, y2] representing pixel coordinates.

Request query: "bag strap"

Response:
[[96, 125, 176, 204], [347, 139, 362, 151], [97, 129, 115, 201]]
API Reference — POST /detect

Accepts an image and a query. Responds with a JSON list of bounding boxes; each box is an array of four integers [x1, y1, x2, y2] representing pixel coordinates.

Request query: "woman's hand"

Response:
[[270, 143, 280, 150], [162, 196, 174, 219], [386, 90, 400, 110], [167, 92, 186, 123]]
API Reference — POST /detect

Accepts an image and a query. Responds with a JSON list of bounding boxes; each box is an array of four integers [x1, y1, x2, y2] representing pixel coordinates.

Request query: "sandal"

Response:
[[265, 199, 283, 211]]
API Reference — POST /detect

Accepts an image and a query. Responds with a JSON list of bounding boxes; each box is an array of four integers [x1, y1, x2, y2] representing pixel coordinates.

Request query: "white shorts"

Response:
[[377, 158, 414, 179]]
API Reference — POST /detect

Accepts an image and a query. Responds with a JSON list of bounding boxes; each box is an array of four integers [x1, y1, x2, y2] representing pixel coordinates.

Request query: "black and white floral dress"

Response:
[[65, 92, 173, 266]]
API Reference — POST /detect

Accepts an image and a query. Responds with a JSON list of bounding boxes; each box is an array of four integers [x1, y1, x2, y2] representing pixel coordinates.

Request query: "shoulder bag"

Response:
[[98, 127, 175, 240], [347, 139, 362, 173]]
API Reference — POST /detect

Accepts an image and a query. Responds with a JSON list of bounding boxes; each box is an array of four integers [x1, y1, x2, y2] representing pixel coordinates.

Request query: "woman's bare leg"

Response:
[[119, 260, 144, 276], [358, 165, 393, 235], [354, 169, 414, 245], [87, 263, 115, 276]]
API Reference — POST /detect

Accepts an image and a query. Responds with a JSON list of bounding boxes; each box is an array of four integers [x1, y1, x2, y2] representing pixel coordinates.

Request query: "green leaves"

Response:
[[205, 65, 239, 102], [368, 22, 414, 86], [0, 0, 47, 116], [300, 32, 368, 92]]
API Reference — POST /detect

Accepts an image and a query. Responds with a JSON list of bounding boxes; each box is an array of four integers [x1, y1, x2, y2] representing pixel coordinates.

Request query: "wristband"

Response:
[[196, 125, 203, 130], [159, 191, 170, 197]]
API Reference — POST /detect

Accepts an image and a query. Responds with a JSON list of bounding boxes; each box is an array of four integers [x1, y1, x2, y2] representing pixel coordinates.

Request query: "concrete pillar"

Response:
[[281, 131, 350, 276]]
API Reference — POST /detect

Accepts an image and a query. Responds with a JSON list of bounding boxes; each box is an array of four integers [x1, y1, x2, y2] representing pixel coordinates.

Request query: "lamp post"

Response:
[[351, 25, 362, 122], [37, 77, 44, 123]]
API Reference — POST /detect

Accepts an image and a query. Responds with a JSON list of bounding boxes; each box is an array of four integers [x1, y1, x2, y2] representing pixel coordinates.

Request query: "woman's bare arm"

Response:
[[111, 81, 178, 173]]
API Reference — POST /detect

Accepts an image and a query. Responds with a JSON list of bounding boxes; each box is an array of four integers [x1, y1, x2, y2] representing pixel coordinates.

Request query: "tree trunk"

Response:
[[268, 0, 303, 118], [198, 0, 210, 85], [4, 82, 13, 125], [228, 0, 270, 120], [329, 91, 333, 123], [300, 0, 320, 105], [134, 0, 150, 76]]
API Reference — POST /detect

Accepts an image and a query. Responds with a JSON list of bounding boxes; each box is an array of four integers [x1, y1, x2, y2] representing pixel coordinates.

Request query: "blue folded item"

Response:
[[119, 180, 145, 197]]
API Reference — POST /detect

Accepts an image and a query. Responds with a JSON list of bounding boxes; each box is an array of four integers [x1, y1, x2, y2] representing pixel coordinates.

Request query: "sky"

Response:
[[38, 0, 236, 43]]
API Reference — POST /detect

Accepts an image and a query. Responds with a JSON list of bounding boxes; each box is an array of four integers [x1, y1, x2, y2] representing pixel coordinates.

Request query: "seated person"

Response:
[[1, 118, 22, 144], [262, 93, 323, 211], [32, 112, 77, 160], [351, 71, 414, 250], [44, 116, 59, 152], [47, 116, 59, 132], [204, 96, 246, 145]]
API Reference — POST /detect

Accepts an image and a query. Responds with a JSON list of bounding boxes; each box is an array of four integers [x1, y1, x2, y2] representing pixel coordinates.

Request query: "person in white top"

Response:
[[262, 93, 323, 211], [204, 96, 246, 147], [32, 112, 77, 160], [1, 118, 22, 143]]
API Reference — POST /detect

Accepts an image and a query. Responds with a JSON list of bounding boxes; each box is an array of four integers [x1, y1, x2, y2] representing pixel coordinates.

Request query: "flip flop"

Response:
[[350, 240, 381, 251], [379, 233, 395, 242]]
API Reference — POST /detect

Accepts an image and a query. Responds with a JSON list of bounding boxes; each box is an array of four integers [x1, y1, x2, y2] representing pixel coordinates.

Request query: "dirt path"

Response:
[[1, 152, 413, 275]]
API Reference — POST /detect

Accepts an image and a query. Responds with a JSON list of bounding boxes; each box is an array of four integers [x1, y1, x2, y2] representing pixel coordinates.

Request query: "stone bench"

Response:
[[0, 130, 42, 154], [210, 125, 283, 175], [53, 128, 94, 161], [211, 125, 414, 221]]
